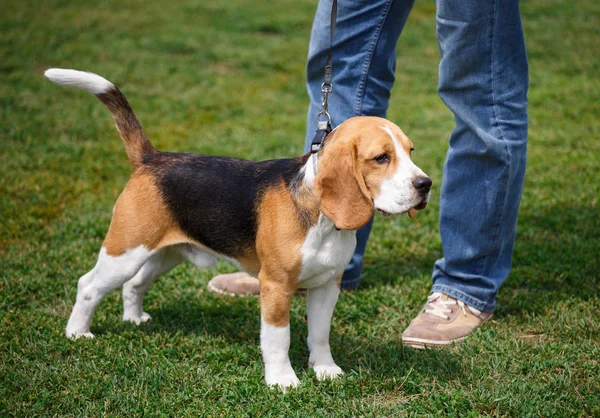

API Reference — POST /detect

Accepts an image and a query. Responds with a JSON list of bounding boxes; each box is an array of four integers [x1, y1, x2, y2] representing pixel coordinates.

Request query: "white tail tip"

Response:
[[44, 68, 114, 95]]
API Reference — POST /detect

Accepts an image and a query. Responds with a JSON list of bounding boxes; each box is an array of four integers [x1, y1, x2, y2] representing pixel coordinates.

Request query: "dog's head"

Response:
[[314, 116, 431, 230]]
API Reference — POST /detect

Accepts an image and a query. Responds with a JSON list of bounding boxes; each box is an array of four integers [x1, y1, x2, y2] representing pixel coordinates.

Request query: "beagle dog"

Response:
[[45, 68, 431, 389]]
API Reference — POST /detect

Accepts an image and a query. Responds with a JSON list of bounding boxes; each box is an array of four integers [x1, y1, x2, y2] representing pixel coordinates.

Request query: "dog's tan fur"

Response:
[[256, 181, 317, 326]]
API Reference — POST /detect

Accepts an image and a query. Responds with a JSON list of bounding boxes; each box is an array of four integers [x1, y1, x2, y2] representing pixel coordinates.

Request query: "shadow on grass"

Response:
[[360, 250, 439, 290], [327, 336, 467, 391], [134, 294, 466, 387]]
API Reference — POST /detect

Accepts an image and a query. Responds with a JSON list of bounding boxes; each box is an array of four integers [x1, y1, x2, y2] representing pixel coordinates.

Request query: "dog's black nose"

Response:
[[413, 176, 432, 193]]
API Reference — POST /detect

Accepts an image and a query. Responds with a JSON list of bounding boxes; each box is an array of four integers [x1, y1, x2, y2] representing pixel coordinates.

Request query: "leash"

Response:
[[310, 0, 338, 154]]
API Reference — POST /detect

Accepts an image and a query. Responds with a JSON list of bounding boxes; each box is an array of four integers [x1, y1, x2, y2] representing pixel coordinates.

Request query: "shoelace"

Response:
[[424, 292, 481, 319]]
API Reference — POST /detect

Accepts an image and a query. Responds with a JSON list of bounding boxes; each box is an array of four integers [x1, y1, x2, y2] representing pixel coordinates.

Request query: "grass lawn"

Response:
[[1, 0, 599, 416]]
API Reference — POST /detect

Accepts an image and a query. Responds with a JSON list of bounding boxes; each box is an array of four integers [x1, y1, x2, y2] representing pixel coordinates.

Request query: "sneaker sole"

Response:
[[207, 281, 258, 297], [401, 336, 468, 349], [206, 281, 307, 297]]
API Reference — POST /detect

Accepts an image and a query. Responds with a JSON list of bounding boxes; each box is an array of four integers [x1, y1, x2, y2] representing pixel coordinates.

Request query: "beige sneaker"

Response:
[[207, 272, 260, 296], [401, 292, 493, 349]]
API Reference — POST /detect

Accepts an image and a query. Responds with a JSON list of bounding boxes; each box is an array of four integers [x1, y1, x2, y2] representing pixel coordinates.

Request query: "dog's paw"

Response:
[[66, 330, 95, 339], [123, 311, 152, 325], [267, 374, 301, 392], [312, 364, 344, 381], [265, 369, 300, 391]]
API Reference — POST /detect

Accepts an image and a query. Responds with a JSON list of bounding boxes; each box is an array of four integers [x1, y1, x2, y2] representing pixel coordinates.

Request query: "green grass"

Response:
[[1, 0, 599, 416]]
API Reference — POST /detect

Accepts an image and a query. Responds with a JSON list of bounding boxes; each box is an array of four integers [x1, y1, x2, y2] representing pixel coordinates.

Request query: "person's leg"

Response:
[[305, 0, 415, 289], [432, 0, 528, 312], [403, 0, 528, 348]]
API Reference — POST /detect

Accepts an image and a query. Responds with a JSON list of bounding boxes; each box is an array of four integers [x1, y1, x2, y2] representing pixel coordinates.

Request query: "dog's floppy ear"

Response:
[[314, 136, 373, 230]]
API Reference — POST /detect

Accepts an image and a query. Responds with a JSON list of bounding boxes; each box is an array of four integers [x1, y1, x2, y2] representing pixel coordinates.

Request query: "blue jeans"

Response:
[[304, 0, 528, 311]]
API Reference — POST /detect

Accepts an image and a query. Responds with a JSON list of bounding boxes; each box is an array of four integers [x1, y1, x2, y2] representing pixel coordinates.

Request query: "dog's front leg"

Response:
[[307, 278, 343, 380], [259, 274, 299, 390]]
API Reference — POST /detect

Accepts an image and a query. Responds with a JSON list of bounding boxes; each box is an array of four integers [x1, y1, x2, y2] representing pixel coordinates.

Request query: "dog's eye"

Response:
[[374, 153, 390, 164]]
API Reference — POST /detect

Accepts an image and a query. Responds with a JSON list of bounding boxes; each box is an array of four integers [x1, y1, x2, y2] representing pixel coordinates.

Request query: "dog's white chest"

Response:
[[298, 215, 356, 289]]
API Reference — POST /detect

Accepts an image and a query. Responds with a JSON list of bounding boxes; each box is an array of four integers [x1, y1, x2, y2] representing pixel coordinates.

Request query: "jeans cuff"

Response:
[[340, 275, 361, 290], [430, 284, 496, 313]]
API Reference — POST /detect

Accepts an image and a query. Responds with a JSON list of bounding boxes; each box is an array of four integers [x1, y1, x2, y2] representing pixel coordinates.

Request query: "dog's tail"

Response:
[[44, 68, 157, 169]]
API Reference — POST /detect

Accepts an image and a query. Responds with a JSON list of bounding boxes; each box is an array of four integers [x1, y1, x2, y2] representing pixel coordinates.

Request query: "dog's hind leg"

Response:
[[122, 246, 184, 325], [66, 245, 155, 338], [65, 172, 190, 338]]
